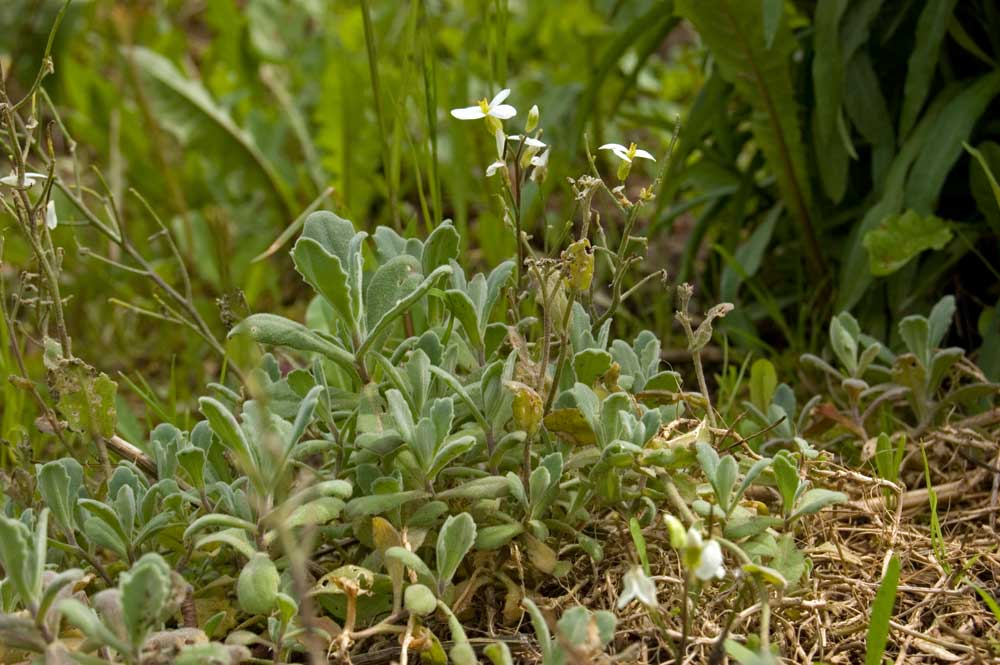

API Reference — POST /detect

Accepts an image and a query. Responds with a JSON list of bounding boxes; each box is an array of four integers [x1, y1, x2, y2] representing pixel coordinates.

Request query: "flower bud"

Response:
[[663, 514, 687, 549], [237, 553, 279, 615], [525, 104, 539, 133]]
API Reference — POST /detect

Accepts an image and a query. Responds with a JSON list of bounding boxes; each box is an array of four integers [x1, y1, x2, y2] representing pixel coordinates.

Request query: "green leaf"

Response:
[[120, 553, 173, 646], [385, 546, 436, 588], [183, 513, 258, 541], [284, 497, 345, 529], [899, 0, 960, 139], [573, 349, 613, 386], [865, 554, 900, 665], [357, 264, 453, 357], [966, 141, 1000, 232], [0, 514, 39, 605], [521, 598, 554, 664], [194, 528, 256, 560], [436, 513, 476, 587], [905, 70, 1000, 213], [862, 210, 953, 277], [762, 0, 783, 48], [365, 255, 422, 332], [198, 397, 256, 472], [49, 359, 117, 439], [749, 359, 777, 412], [898, 315, 931, 368], [719, 203, 780, 301], [628, 517, 650, 575], [176, 447, 206, 489], [444, 289, 483, 350], [791, 488, 848, 520], [291, 237, 354, 328], [436, 476, 510, 501], [37, 458, 84, 533], [422, 222, 460, 274], [229, 314, 356, 372], [57, 599, 130, 654], [772, 451, 799, 516], [344, 490, 430, 520], [927, 295, 956, 350], [475, 523, 524, 551], [125, 46, 295, 218], [677, 0, 816, 265], [83, 517, 129, 561], [483, 641, 514, 665]]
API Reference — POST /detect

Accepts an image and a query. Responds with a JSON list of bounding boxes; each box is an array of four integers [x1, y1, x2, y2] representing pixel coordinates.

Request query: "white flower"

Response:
[[694, 540, 725, 581], [599, 142, 655, 163], [507, 135, 546, 149], [617, 566, 658, 609], [680, 527, 726, 582], [0, 171, 47, 188], [529, 148, 549, 183], [486, 128, 506, 177], [45, 200, 57, 230], [450, 88, 517, 121]]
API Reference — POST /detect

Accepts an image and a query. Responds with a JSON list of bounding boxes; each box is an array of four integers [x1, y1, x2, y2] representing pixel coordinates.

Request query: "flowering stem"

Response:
[[678, 570, 691, 663]]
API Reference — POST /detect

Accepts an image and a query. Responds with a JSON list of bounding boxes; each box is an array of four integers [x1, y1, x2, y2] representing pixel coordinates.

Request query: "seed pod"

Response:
[[403, 583, 437, 616], [505, 381, 543, 435], [237, 553, 279, 615], [562, 238, 594, 292]]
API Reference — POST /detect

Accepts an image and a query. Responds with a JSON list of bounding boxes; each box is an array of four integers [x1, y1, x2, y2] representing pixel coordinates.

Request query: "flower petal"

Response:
[[494, 129, 506, 160], [490, 88, 511, 107], [45, 200, 58, 230], [613, 148, 631, 163], [450, 106, 486, 120], [694, 540, 725, 581], [530, 149, 549, 168], [523, 137, 546, 148], [486, 160, 506, 177], [489, 104, 517, 120], [599, 143, 627, 152], [633, 149, 656, 161]]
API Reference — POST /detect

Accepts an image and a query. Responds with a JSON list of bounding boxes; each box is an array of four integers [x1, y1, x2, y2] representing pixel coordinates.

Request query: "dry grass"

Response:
[[434, 420, 1000, 665]]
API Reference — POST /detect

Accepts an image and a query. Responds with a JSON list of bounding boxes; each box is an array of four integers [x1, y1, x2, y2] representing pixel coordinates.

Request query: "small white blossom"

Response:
[[507, 135, 546, 149], [599, 142, 655, 163], [486, 128, 506, 177], [45, 200, 57, 230], [450, 88, 517, 121], [0, 171, 47, 188], [529, 148, 549, 183], [617, 566, 658, 609], [694, 540, 725, 581]]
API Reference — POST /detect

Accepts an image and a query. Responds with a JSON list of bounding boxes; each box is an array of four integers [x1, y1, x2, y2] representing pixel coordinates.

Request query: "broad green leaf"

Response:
[[436, 513, 476, 587], [121, 553, 173, 646], [198, 397, 256, 471], [126, 46, 295, 218], [719, 203, 781, 301], [905, 70, 1000, 214], [0, 514, 39, 605], [862, 210, 953, 277], [357, 264, 452, 357], [82, 517, 129, 561], [194, 528, 256, 560], [183, 513, 258, 540], [436, 476, 510, 501], [344, 490, 430, 520], [677, 0, 816, 266], [384, 546, 435, 588], [37, 458, 84, 533], [772, 451, 799, 516], [444, 289, 483, 350], [749, 359, 777, 412], [284, 497, 345, 529], [422, 222, 460, 274], [291, 238, 354, 328], [791, 488, 848, 520], [573, 349, 613, 386], [899, 0, 960, 138], [57, 599, 130, 654], [898, 315, 931, 368], [229, 314, 356, 372], [475, 523, 524, 551], [865, 554, 900, 665], [927, 295, 956, 350], [365, 255, 422, 332]]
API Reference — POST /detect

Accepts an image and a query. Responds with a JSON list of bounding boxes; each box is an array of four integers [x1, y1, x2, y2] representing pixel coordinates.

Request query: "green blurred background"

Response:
[[2, 0, 1000, 443]]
